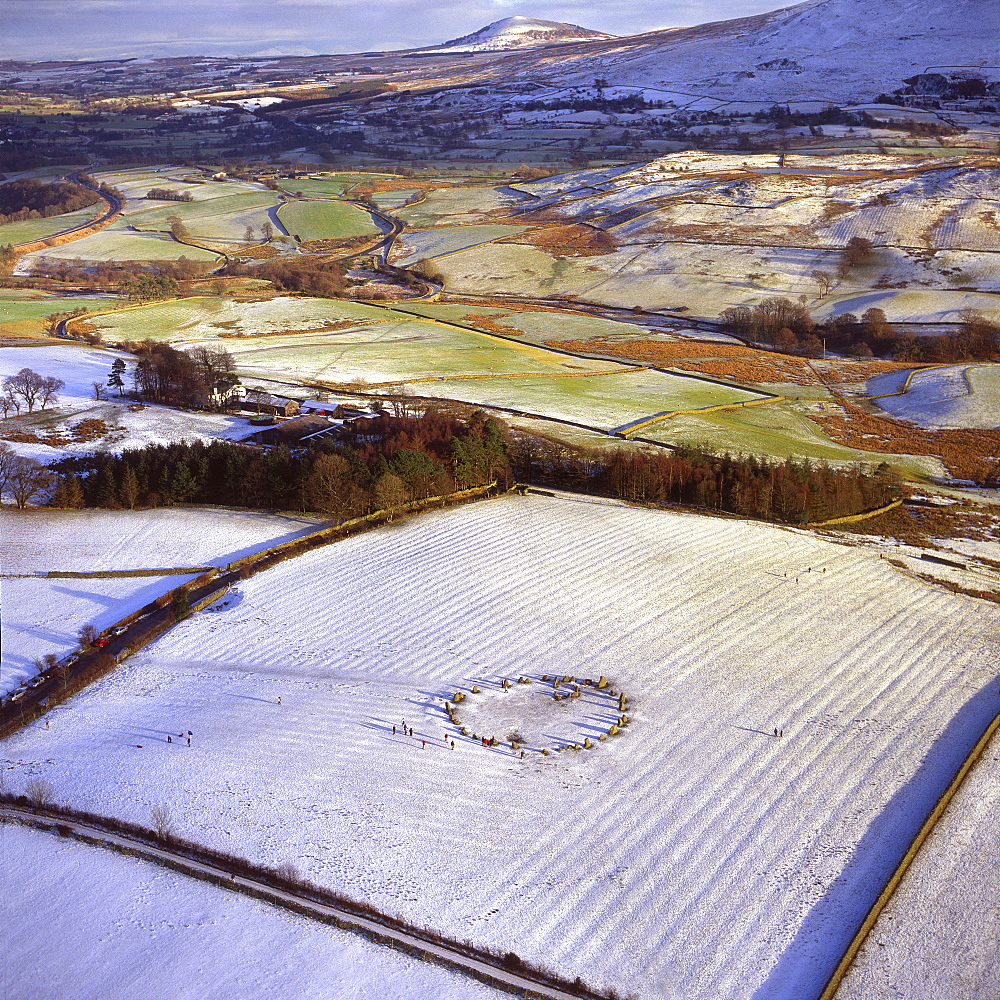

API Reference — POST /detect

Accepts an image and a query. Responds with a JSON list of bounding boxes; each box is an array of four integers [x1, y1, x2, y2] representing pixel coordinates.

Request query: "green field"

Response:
[[277, 200, 380, 242], [396, 186, 513, 227], [0, 297, 112, 337], [0, 206, 102, 246], [23, 220, 221, 264], [125, 192, 278, 227], [82, 296, 390, 342], [280, 173, 394, 198], [639, 398, 941, 477]]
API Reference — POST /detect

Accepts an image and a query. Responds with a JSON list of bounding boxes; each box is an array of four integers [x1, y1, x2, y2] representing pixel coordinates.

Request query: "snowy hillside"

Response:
[[479, 0, 999, 105], [426, 17, 613, 54]]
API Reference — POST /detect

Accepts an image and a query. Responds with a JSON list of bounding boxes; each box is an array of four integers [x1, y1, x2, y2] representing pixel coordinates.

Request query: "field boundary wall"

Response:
[[818, 705, 1000, 1000], [615, 393, 780, 437], [805, 498, 903, 527]]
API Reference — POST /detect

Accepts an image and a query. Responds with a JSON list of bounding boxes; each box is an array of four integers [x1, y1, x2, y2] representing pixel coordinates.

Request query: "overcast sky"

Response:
[[0, 1, 791, 61]]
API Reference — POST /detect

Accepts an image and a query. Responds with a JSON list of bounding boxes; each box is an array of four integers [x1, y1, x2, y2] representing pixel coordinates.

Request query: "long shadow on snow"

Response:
[[750, 676, 1000, 1000]]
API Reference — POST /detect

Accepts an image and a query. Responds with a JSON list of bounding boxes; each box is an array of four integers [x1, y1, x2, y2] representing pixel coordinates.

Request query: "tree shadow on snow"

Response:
[[750, 675, 1000, 1000]]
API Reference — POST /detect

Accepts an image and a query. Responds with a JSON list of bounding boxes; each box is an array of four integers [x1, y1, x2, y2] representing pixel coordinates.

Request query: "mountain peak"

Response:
[[428, 16, 614, 54]]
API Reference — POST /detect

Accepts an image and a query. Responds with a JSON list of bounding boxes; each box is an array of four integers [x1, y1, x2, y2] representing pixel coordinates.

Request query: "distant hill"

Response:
[[421, 16, 614, 54]]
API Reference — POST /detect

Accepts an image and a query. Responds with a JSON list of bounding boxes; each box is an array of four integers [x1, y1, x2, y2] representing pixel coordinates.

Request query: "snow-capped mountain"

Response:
[[424, 16, 614, 54], [481, 0, 999, 104]]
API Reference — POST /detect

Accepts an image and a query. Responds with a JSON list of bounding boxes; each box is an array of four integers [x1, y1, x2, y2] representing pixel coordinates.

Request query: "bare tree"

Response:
[[4, 455, 56, 508], [77, 624, 100, 646], [838, 236, 875, 277], [150, 804, 174, 839], [92, 381, 106, 401], [25, 778, 54, 808], [811, 270, 834, 298], [0, 391, 19, 418], [39, 376, 64, 409], [0, 441, 17, 493], [3, 368, 46, 412]]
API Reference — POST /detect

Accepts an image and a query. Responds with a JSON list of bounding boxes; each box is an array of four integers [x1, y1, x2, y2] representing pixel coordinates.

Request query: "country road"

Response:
[[0, 802, 589, 1000]]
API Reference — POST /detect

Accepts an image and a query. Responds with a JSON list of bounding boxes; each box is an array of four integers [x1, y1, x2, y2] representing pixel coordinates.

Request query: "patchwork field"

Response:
[[0, 825, 504, 1000], [396, 153, 1000, 322], [4, 495, 998, 1000], [393, 224, 530, 263], [15, 220, 220, 268]]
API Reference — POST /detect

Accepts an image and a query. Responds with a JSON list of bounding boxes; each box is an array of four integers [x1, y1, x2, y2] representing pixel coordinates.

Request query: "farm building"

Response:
[[241, 392, 300, 418], [247, 414, 334, 445], [300, 400, 371, 419]]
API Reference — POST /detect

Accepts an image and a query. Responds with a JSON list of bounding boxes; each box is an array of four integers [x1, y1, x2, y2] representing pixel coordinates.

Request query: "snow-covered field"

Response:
[[2, 508, 325, 574], [1, 574, 202, 697], [5, 494, 998, 999], [0, 343, 257, 459], [836, 729, 1000, 1000], [0, 824, 505, 1000], [868, 363, 1000, 429], [1, 508, 327, 695]]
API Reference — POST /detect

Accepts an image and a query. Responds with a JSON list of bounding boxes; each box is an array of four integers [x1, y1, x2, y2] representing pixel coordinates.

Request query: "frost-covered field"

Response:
[[5, 495, 998, 999], [0, 825, 504, 1000], [427, 153, 1000, 321], [0, 508, 326, 695], [836, 729, 1000, 1000], [868, 364, 1000, 429]]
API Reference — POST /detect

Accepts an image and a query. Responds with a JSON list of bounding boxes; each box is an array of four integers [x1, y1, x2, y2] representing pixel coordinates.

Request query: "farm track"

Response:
[[0, 802, 589, 1000]]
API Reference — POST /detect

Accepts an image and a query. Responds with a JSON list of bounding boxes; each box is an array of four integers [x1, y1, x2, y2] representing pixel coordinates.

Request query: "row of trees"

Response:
[[508, 436, 898, 524], [0, 179, 101, 225], [221, 258, 348, 298], [146, 188, 193, 202], [720, 298, 999, 361], [48, 410, 512, 517], [28, 255, 215, 289]]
